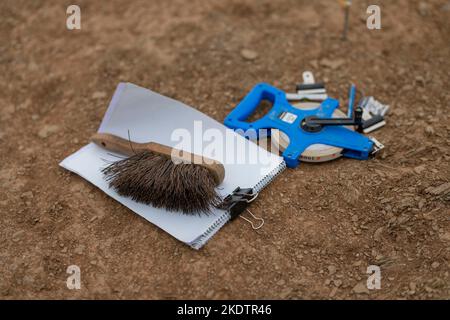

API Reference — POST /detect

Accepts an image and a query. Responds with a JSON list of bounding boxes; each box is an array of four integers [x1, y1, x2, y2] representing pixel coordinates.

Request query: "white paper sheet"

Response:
[[60, 83, 284, 248]]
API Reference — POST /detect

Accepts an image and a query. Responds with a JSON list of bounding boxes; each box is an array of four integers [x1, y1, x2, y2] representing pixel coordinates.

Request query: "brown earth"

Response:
[[0, 0, 449, 299]]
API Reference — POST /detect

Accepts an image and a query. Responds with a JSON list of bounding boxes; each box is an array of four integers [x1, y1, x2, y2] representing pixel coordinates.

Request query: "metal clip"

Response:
[[369, 137, 385, 156], [218, 187, 259, 219], [289, 71, 328, 102], [302, 71, 315, 84], [240, 209, 264, 230]]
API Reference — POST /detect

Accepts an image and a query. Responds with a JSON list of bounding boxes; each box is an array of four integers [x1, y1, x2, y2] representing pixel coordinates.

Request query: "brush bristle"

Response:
[[102, 151, 222, 215]]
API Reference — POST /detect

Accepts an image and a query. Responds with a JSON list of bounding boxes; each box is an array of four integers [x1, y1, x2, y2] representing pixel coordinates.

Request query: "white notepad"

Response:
[[60, 83, 285, 249]]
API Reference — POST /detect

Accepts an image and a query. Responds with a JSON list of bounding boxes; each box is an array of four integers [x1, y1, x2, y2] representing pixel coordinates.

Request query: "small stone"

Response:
[[74, 245, 84, 254], [276, 279, 285, 286], [442, 2, 450, 12], [352, 282, 369, 294], [333, 279, 343, 287], [414, 165, 426, 174], [418, 2, 429, 16], [415, 75, 425, 86], [279, 288, 292, 299], [440, 232, 450, 242], [38, 125, 59, 139], [21, 191, 34, 199], [329, 287, 338, 298], [31, 114, 40, 121], [320, 58, 345, 70], [240, 49, 258, 61], [374, 227, 384, 241], [375, 254, 384, 261], [431, 262, 440, 269], [425, 183, 450, 196], [18, 99, 31, 110], [327, 265, 337, 275], [92, 91, 107, 99], [409, 282, 417, 291], [206, 290, 214, 298], [12, 230, 25, 242], [310, 59, 319, 69], [425, 126, 435, 135]]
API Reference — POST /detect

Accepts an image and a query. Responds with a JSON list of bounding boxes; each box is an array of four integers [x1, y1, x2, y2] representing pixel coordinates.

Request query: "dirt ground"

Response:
[[0, 0, 449, 300]]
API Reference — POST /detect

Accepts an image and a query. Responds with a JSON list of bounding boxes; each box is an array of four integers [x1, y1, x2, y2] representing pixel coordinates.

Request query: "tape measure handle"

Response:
[[319, 126, 374, 160], [224, 83, 282, 132]]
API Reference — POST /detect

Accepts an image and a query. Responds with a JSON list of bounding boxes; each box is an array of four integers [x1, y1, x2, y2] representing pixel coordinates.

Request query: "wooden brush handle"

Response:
[[91, 132, 225, 185]]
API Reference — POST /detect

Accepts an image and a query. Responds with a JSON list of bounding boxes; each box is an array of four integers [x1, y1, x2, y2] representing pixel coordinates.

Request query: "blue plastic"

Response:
[[224, 83, 374, 168]]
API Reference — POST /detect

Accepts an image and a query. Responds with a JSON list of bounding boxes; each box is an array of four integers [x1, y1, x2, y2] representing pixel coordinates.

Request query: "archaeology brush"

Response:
[[91, 133, 225, 214]]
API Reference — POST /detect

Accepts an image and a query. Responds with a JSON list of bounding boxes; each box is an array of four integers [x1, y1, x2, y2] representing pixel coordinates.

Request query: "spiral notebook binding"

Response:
[[190, 211, 231, 249], [253, 160, 287, 193], [189, 160, 287, 249]]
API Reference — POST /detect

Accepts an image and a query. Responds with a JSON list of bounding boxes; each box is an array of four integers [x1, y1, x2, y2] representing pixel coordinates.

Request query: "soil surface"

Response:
[[1, 0, 449, 299]]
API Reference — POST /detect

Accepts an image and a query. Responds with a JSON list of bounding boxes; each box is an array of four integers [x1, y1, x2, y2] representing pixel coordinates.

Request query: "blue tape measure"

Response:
[[224, 83, 375, 168]]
